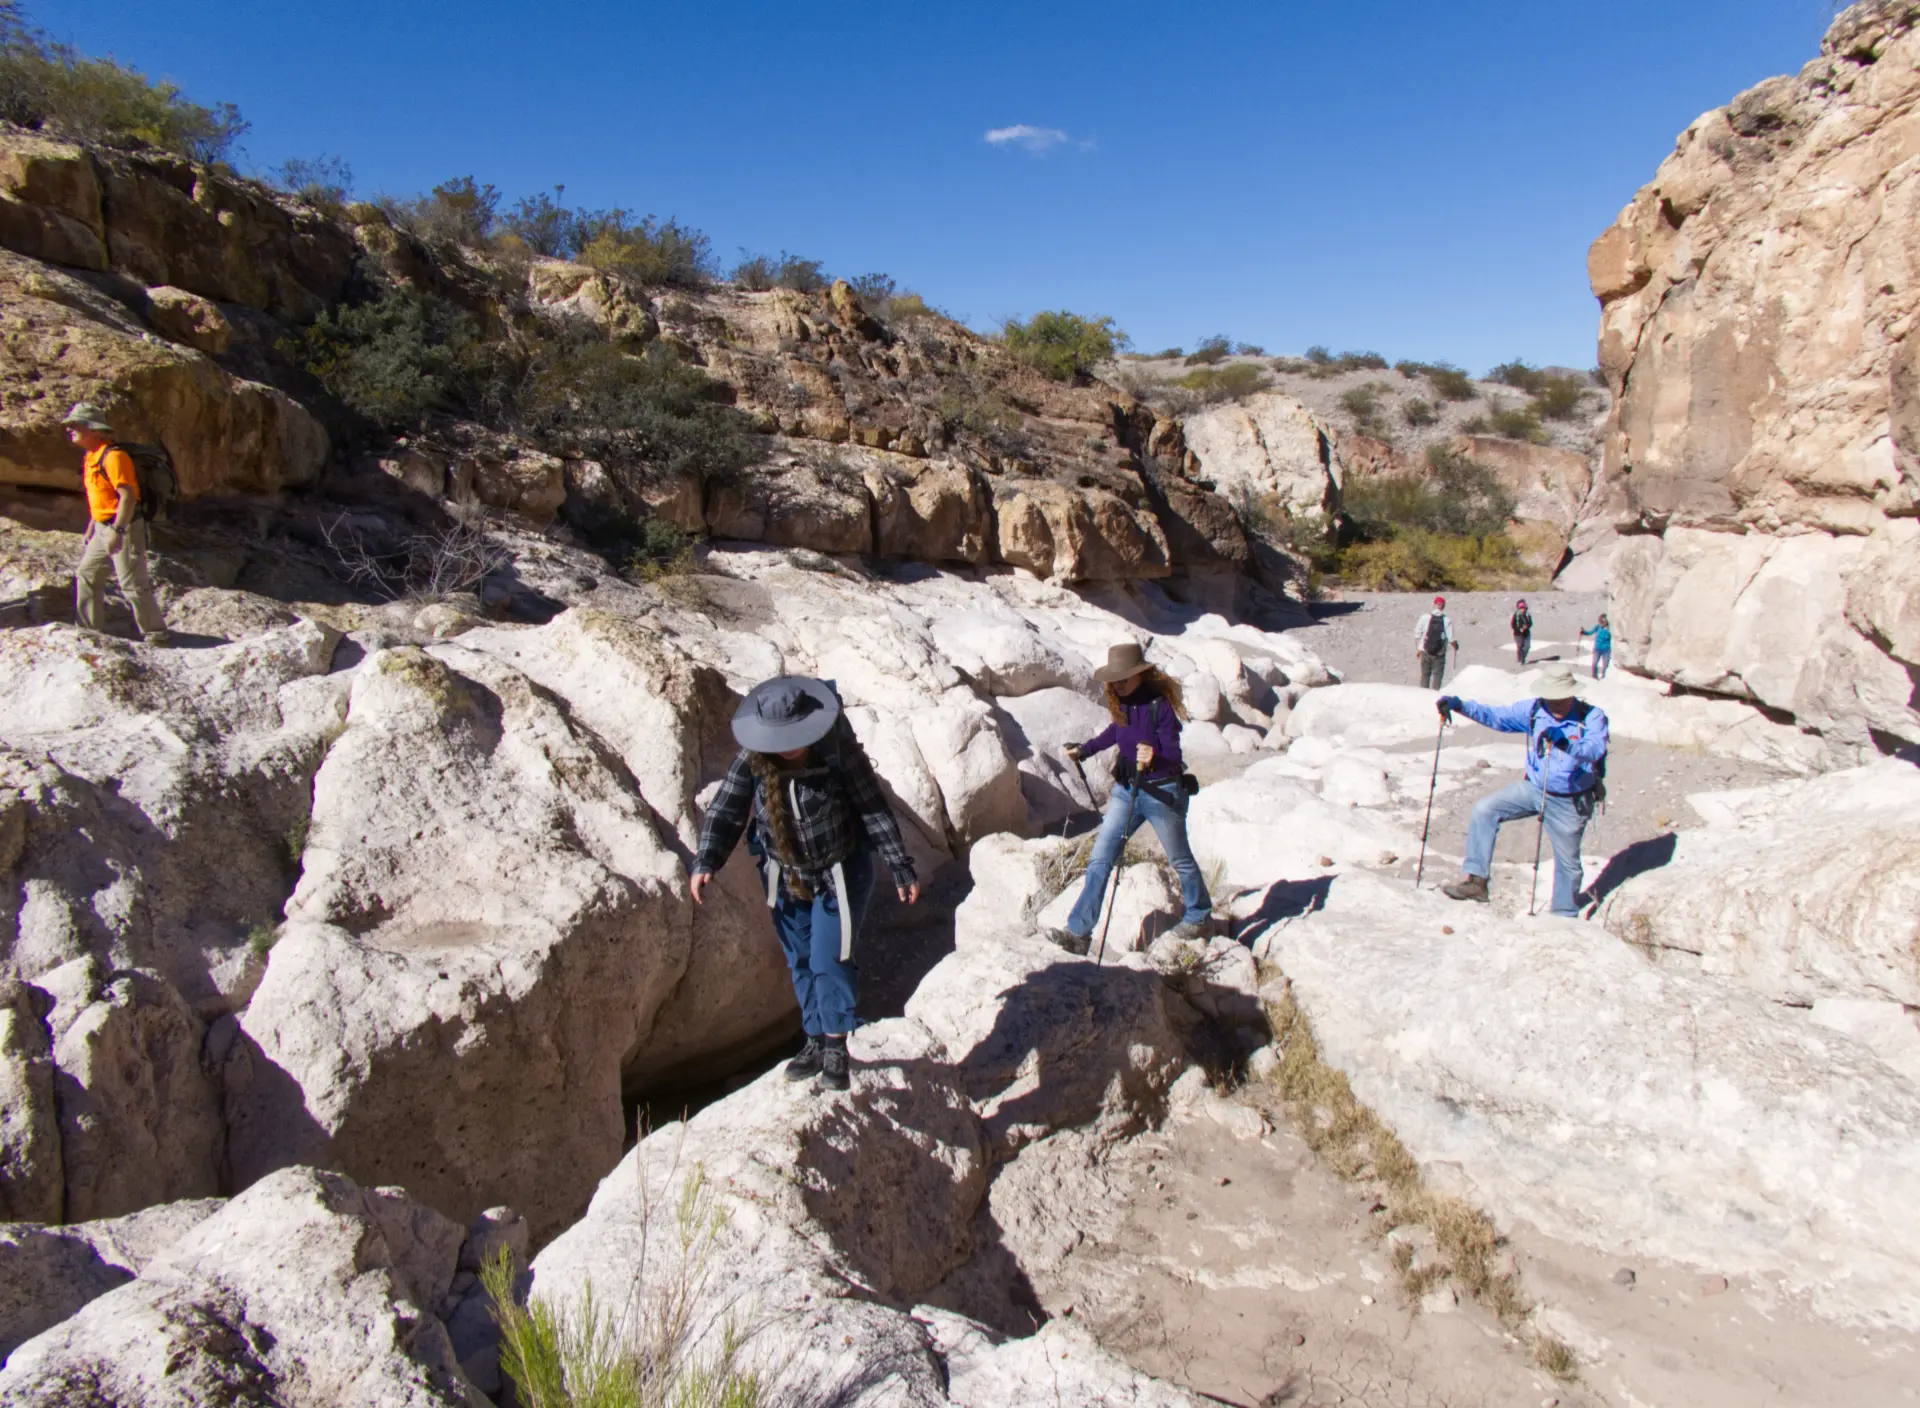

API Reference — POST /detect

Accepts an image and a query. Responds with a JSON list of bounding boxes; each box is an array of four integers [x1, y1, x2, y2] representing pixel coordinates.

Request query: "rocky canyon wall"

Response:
[[1590, 0, 1920, 752]]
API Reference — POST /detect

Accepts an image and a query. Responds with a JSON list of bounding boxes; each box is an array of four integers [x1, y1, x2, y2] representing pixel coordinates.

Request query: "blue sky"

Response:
[[37, 0, 1835, 371]]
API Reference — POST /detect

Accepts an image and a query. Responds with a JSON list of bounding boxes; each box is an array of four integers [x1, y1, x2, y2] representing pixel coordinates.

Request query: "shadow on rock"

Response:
[[1587, 831, 1677, 905]]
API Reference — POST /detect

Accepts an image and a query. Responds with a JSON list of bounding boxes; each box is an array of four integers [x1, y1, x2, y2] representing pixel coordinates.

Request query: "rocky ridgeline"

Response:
[[1588, 0, 1920, 754]]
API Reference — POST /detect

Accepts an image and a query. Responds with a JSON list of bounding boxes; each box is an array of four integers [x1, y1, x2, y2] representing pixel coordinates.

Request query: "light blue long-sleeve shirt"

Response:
[[1454, 697, 1610, 796]]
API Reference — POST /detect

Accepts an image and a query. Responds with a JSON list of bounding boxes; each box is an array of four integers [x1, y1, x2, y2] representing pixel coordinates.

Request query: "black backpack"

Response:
[[1423, 612, 1448, 655], [108, 443, 178, 522], [1531, 698, 1607, 802]]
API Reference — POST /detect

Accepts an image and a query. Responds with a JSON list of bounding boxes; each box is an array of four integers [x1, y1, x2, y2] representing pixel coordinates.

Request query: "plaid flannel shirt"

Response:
[[693, 723, 917, 892]]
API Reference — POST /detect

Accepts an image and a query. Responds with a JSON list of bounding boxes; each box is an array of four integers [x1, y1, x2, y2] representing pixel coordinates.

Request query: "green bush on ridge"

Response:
[[1003, 310, 1127, 382], [0, 1, 246, 162]]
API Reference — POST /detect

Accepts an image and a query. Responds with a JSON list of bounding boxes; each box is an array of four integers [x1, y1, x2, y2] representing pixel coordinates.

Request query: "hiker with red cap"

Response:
[[1412, 595, 1458, 690], [690, 676, 920, 1092], [1510, 598, 1533, 666]]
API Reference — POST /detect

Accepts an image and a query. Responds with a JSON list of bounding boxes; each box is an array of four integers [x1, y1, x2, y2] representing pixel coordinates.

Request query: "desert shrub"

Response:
[[884, 291, 935, 322], [1334, 529, 1524, 590], [1402, 397, 1437, 427], [286, 280, 480, 431], [1337, 381, 1393, 434], [506, 335, 763, 481], [1335, 350, 1388, 371], [1146, 346, 1184, 360], [320, 513, 513, 604], [1003, 310, 1126, 381], [1530, 372, 1592, 421], [0, 4, 247, 162], [576, 212, 714, 287], [274, 155, 352, 207], [1393, 359, 1433, 379], [1185, 335, 1233, 366], [1268, 356, 1310, 374], [1463, 399, 1547, 443], [1304, 345, 1332, 366], [1234, 341, 1266, 356], [1426, 363, 1477, 401], [1488, 359, 1546, 392], [1344, 443, 1515, 538], [501, 188, 578, 257], [731, 251, 827, 293], [1175, 362, 1271, 403], [388, 176, 501, 248]]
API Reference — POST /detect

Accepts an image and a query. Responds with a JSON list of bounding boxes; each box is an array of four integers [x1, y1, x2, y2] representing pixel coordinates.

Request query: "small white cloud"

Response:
[[984, 124, 1076, 154]]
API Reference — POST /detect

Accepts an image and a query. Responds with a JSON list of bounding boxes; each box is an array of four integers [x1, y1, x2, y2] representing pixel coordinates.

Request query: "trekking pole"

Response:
[[1093, 781, 1138, 968], [1527, 800, 1545, 917], [1414, 715, 1448, 888]]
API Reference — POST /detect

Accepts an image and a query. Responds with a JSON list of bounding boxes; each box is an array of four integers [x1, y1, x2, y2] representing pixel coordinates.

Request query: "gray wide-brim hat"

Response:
[[732, 676, 841, 752], [61, 402, 113, 432], [1093, 641, 1154, 685], [1534, 664, 1581, 701]]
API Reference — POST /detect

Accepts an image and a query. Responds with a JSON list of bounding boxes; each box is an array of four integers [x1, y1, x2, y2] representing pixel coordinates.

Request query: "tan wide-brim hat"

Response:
[[61, 401, 113, 432], [1534, 664, 1581, 701], [1093, 641, 1154, 685]]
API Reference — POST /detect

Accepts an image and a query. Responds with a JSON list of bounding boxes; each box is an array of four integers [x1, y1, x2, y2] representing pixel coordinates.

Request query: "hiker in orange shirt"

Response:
[[64, 403, 170, 644]]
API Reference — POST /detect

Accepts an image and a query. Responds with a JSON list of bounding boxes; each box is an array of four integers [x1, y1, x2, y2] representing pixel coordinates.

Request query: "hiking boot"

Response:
[[1045, 928, 1091, 957], [1164, 920, 1209, 942], [818, 1038, 850, 1092], [1441, 874, 1490, 903], [784, 1038, 825, 1082]]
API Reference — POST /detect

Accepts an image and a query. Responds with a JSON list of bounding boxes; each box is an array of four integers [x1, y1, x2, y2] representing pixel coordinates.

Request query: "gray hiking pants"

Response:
[[76, 519, 167, 638], [1418, 650, 1447, 691]]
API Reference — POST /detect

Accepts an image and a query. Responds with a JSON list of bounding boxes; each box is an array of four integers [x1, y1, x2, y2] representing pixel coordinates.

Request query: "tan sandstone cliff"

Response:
[[1590, 0, 1920, 752]]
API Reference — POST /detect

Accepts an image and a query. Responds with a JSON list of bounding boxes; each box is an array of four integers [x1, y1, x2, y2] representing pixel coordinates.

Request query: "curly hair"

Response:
[[1103, 666, 1188, 723]]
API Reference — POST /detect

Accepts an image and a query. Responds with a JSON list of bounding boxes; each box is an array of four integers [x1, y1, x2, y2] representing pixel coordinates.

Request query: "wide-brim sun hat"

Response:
[[61, 402, 113, 431], [732, 676, 840, 752], [1093, 641, 1154, 685], [1534, 664, 1581, 701]]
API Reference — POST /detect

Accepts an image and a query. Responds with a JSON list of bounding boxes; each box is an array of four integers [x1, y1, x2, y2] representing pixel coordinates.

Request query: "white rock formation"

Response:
[[1601, 760, 1920, 1006], [0, 1197, 221, 1360], [1265, 872, 1920, 1330], [1181, 392, 1338, 518], [531, 937, 1206, 1406], [0, 1167, 484, 1404]]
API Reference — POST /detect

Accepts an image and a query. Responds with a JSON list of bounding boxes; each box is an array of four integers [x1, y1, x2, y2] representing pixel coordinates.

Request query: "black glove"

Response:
[[1538, 725, 1571, 754], [1436, 695, 1461, 722]]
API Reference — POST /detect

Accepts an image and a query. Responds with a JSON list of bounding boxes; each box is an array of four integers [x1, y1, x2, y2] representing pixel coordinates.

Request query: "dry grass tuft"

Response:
[[1534, 1332, 1577, 1379], [1259, 985, 1573, 1377]]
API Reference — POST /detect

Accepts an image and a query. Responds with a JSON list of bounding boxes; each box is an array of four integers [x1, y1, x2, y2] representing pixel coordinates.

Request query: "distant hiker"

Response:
[[63, 403, 170, 645], [1433, 664, 1609, 918], [1581, 613, 1612, 679], [689, 677, 919, 1092], [1412, 595, 1458, 690], [1046, 643, 1211, 955], [1510, 599, 1533, 666]]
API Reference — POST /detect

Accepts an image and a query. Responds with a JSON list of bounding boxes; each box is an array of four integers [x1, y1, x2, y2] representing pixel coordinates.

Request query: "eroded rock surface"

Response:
[[1590, 0, 1920, 748]]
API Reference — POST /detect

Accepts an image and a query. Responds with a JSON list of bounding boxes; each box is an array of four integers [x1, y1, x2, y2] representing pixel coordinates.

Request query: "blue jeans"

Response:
[[1592, 650, 1611, 679], [758, 848, 876, 1035], [1463, 779, 1592, 917], [1065, 782, 1212, 938]]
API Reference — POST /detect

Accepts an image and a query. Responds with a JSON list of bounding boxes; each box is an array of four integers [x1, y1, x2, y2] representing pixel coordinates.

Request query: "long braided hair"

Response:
[[1103, 666, 1189, 724], [748, 748, 815, 899]]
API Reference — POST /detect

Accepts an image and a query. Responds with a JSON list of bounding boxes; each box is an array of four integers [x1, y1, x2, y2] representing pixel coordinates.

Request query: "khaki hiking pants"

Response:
[[75, 519, 167, 638]]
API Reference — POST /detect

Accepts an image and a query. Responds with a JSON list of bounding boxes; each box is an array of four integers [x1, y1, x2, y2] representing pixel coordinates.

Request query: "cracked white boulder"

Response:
[[225, 644, 695, 1242], [0, 621, 344, 1014], [1267, 871, 1920, 1330], [0, 1167, 482, 1406], [1601, 760, 1920, 1006], [532, 940, 1204, 1406]]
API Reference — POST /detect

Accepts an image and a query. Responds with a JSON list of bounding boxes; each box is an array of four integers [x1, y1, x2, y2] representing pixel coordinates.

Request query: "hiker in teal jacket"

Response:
[[1434, 664, 1609, 918], [1581, 613, 1612, 679]]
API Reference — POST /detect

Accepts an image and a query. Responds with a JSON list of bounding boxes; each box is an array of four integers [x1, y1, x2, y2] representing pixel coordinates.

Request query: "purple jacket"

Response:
[[1078, 690, 1183, 783]]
